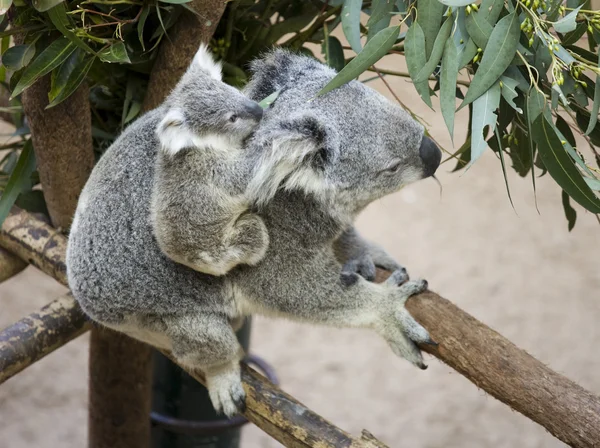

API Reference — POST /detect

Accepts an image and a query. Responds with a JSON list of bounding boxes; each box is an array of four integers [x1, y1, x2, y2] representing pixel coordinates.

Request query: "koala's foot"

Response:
[[206, 363, 246, 417], [382, 271, 434, 369]]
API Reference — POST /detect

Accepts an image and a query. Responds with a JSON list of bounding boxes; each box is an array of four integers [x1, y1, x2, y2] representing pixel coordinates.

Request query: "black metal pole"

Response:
[[151, 319, 252, 448]]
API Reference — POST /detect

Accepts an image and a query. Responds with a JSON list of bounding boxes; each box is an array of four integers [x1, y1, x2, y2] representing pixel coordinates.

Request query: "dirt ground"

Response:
[[1, 56, 600, 448]]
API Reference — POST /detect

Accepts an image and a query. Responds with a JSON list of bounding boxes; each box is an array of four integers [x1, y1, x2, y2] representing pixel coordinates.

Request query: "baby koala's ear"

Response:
[[156, 108, 197, 155], [191, 43, 222, 81]]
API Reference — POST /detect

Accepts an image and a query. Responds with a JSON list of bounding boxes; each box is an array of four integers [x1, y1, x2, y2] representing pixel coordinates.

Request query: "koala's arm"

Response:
[[151, 159, 269, 276], [333, 227, 404, 281], [234, 248, 432, 369]]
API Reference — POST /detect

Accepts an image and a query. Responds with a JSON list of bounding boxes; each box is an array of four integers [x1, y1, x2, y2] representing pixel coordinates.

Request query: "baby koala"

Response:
[[151, 44, 269, 276]]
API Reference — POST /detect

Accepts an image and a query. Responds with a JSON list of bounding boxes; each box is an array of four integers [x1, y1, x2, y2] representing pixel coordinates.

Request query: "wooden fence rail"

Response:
[[2, 206, 600, 448]]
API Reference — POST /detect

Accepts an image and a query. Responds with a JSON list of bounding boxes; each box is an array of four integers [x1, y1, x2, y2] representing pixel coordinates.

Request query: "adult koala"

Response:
[[67, 49, 441, 417]]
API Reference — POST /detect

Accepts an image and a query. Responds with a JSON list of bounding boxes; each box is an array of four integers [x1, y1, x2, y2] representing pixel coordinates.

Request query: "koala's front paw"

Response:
[[341, 254, 376, 283], [206, 368, 246, 417], [383, 274, 435, 370]]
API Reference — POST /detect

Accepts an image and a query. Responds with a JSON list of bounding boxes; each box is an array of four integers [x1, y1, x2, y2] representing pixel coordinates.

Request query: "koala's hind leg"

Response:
[[165, 313, 245, 417]]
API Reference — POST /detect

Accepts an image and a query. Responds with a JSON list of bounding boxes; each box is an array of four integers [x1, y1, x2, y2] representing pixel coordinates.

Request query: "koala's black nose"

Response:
[[246, 102, 264, 121], [419, 136, 441, 177]]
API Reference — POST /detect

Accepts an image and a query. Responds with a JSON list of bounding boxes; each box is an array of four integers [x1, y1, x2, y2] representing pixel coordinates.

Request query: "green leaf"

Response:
[[459, 12, 520, 109], [418, 0, 445, 59], [47, 55, 94, 108], [11, 37, 76, 99], [0, 0, 12, 15], [323, 35, 345, 72], [98, 42, 131, 64], [469, 82, 500, 165], [526, 88, 546, 123], [531, 115, 600, 213], [342, 0, 363, 54], [47, 3, 94, 55], [584, 177, 600, 191], [31, 0, 63, 12], [259, 89, 281, 109], [138, 6, 150, 51], [14, 189, 47, 215], [1, 44, 36, 71], [440, 34, 458, 140], [561, 190, 577, 231], [0, 140, 36, 226], [405, 22, 432, 107], [464, 10, 492, 49], [318, 25, 399, 96], [562, 22, 588, 46], [585, 50, 600, 135], [500, 76, 522, 113], [158, 0, 192, 3], [368, 0, 394, 25], [553, 6, 581, 34], [495, 128, 515, 210], [436, 0, 473, 5], [414, 16, 452, 83]]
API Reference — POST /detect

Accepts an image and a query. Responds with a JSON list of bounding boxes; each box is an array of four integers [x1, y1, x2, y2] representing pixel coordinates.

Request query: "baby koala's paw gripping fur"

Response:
[[381, 271, 434, 369], [206, 364, 246, 417]]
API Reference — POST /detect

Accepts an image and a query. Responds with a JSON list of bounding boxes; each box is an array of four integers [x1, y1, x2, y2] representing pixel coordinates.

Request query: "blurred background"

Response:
[[1, 59, 599, 446]]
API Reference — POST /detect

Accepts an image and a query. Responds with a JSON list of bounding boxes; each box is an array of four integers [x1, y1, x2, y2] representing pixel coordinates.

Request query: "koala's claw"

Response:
[[206, 369, 246, 418], [384, 278, 432, 369]]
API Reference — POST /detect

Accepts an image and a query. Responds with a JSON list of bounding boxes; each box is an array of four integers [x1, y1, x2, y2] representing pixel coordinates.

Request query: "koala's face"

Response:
[[245, 50, 441, 215], [157, 44, 263, 155]]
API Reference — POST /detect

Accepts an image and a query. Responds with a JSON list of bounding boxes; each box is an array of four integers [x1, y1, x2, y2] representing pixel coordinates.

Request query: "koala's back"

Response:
[[67, 108, 226, 324]]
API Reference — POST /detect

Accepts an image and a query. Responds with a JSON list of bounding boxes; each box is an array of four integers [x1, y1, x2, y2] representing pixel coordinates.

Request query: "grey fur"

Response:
[[151, 45, 268, 275], [66, 49, 441, 418]]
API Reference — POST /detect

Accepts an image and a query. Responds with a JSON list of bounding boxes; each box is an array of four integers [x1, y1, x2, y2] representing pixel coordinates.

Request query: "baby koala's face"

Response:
[[156, 43, 264, 155]]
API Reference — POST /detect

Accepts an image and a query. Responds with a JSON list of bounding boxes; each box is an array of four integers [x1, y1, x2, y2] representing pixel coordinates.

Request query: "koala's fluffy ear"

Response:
[[156, 109, 198, 155], [191, 43, 222, 81], [246, 112, 338, 206]]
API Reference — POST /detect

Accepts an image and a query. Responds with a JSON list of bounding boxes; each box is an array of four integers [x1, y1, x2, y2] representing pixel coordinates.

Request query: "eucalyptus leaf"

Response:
[[469, 82, 500, 165], [47, 3, 94, 55], [436, 0, 473, 5], [553, 6, 581, 34], [31, 0, 63, 11], [404, 21, 432, 107], [584, 177, 600, 191], [531, 115, 600, 213], [47, 56, 94, 108], [367, 0, 395, 26], [98, 42, 131, 64], [138, 6, 150, 51], [11, 37, 76, 99], [585, 50, 600, 135], [323, 35, 345, 72], [495, 128, 515, 209], [0, 0, 11, 15], [259, 89, 281, 109], [561, 190, 577, 231], [1, 44, 36, 71], [319, 25, 399, 96], [464, 10, 492, 49], [441, 36, 459, 140], [418, 0, 445, 59], [342, 0, 363, 54], [0, 140, 35, 226], [414, 16, 452, 83], [158, 0, 192, 3], [460, 12, 520, 109], [500, 76, 522, 113]]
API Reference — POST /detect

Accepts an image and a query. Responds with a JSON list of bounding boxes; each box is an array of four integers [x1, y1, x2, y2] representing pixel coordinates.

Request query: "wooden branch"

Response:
[[0, 248, 26, 283], [159, 350, 389, 448], [0, 294, 90, 384], [142, 0, 228, 110], [2, 208, 600, 448]]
